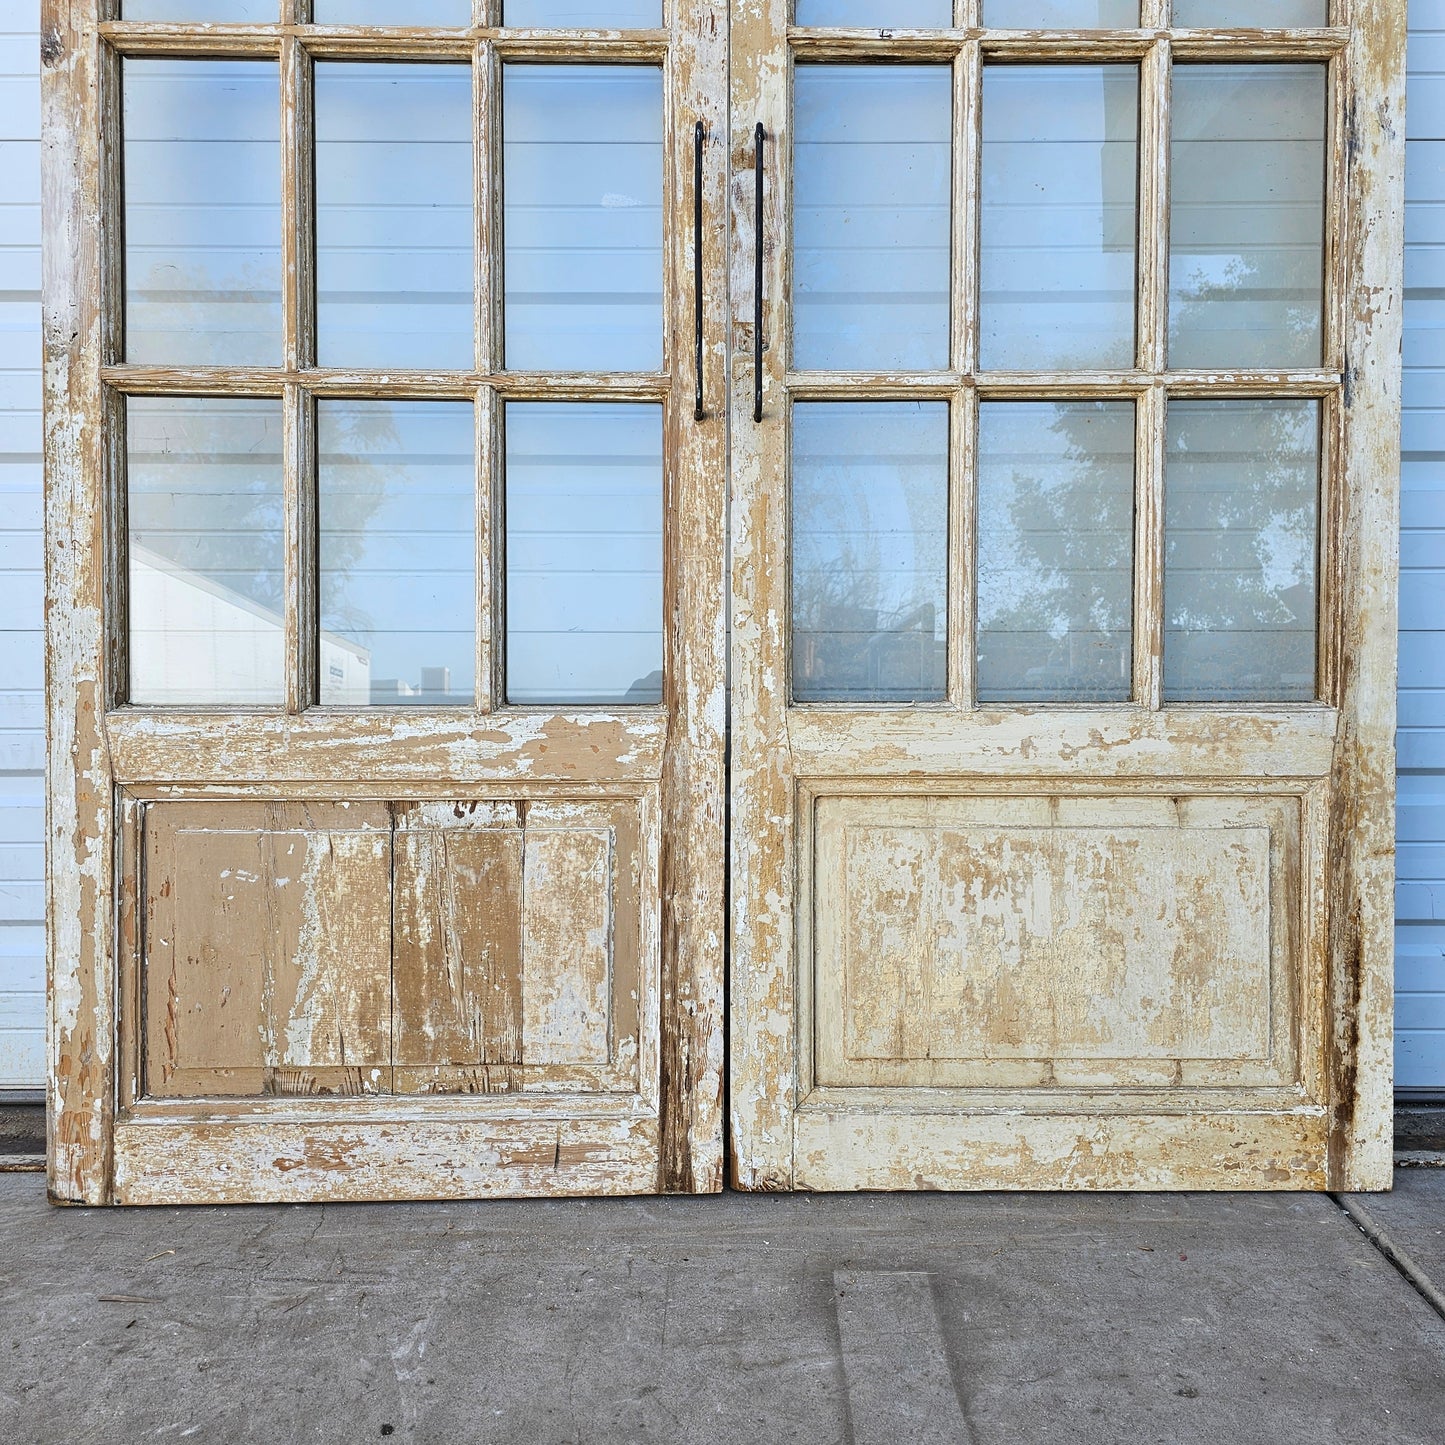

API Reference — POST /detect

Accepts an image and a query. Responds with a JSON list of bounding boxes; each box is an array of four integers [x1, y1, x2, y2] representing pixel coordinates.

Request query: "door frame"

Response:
[[726, 0, 1405, 1192], [43, 0, 730, 1204]]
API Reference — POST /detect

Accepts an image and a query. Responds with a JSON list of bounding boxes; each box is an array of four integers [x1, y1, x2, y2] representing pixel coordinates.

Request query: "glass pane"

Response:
[[977, 401, 1135, 703], [504, 66, 663, 372], [984, 1, 1138, 23], [313, 1, 472, 20], [124, 61, 281, 365], [505, 1, 662, 22], [128, 398, 285, 706], [316, 63, 474, 370], [1173, 1, 1329, 25], [319, 401, 476, 706], [124, 1, 277, 15], [795, 1, 954, 23], [1169, 65, 1327, 370], [793, 67, 952, 373], [980, 65, 1138, 371], [506, 404, 663, 705], [792, 402, 948, 704], [1164, 399, 1319, 703]]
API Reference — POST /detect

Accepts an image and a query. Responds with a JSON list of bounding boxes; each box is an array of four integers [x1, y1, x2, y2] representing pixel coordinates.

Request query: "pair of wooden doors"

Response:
[[44, 0, 1403, 1204]]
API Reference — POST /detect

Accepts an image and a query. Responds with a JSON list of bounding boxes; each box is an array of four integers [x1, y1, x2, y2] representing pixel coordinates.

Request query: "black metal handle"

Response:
[[753, 122, 765, 424], [694, 120, 705, 422]]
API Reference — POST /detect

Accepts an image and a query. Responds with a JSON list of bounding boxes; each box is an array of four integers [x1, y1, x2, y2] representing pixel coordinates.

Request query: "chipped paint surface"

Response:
[[46, 0, 729, 1203], [727, 0, 1403, 1193], [46, 0, 1399, 1201]]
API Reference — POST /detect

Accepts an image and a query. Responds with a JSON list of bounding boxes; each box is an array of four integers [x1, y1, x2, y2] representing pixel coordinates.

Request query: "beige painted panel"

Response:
[[831, 822, 1270, 1064], [144, 802, 394, 1098], [811, 793, 1301, 1092], [522, 824, 614, 1067]]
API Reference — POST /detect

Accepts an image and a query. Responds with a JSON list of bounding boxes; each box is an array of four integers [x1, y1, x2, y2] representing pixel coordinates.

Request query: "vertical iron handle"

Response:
[[753, 122, 765, 423], [694, 120, 705, 422]]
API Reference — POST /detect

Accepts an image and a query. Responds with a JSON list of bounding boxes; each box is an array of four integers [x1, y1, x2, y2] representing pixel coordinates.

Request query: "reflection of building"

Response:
[[130, 546, 370, 704]]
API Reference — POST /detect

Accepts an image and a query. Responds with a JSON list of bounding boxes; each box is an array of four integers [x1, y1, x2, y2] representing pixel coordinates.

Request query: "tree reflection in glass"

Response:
[[791, 402, 949, 704], [976, 401, 1135, 704], [1164, 399, 1320, 703]]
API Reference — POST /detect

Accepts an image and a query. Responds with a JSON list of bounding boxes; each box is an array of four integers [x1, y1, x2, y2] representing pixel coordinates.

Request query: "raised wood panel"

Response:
[[521, 825, 613, 1067], [807, 791, 1305, 1094], [140, 794, 650, 1101], [143, 802, 394, 1098], [391, 804, 525, 1083]]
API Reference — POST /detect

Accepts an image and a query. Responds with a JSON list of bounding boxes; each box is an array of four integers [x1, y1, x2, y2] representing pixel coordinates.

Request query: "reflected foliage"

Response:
[[977, 402, 1135, 703]]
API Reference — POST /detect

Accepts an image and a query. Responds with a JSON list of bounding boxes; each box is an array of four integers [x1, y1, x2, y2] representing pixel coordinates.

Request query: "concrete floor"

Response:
[[1, 1172, 1443, 1445]]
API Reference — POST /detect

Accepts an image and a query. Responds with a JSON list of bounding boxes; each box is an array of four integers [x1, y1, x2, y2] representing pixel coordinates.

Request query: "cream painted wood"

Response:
[[44, 0, 728, 1204], [727, 0, 1403, 1192]]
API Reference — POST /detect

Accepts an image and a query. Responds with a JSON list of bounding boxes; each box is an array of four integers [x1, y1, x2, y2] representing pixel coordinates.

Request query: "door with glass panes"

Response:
[[46, 0, 1400, 1205], [727, 0, 1402, 1192], [45, 0, 728, 1204]]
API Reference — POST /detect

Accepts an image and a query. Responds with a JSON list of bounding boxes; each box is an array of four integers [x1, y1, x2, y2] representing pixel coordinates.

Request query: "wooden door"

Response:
[[728, 0, 1405, 1192], [44, 0, 728, 1204]]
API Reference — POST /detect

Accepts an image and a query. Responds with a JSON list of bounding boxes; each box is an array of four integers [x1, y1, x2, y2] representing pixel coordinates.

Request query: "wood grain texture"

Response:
[[44, 0, 115, 1204], [1325, 0, 1406, 1190], [143, 802, 394, 1098]]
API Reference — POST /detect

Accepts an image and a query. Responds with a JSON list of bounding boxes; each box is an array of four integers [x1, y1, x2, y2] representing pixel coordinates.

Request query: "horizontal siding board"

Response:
[[0, 3, 41, 1093], [1400, 0, 1445, 1101]]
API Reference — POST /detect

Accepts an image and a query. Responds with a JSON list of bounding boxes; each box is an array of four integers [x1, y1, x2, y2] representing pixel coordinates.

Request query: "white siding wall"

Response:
[[0, 9, 42, 1092], [0, 7, 1443, 1092], [1398, 7, 1445, 1093]]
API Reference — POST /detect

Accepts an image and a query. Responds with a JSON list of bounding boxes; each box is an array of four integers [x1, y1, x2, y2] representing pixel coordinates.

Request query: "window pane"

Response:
[[793, 67, 952, 372], [316, 63, 474, 370], [505, 1, 663, 21], [313, 1, 472, 20], [123, 1, 277, 17], [504, 67, 663, 372], [1169, 66, 1326, 370], [977, 401, 1134, 703], [506, 404, 663, 705], [1164, 399, 1319, 703], [795, 1, 954, 23], [980, 66, 1138, 371], [124, 61, 281, 366], [128, 398, 285, 706], [792, 402, 948, 704], [1173, 1, 1328, 25], [319, 401, 476, 706], [984, 1, 1138, 23]]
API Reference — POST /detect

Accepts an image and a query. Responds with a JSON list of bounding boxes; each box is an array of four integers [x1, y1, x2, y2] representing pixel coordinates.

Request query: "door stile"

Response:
[[1326, 0, 1406, 1189], [729, 0, 793, 1190], [44, 0, 116, 1204], [658, 0, 730, 1194]]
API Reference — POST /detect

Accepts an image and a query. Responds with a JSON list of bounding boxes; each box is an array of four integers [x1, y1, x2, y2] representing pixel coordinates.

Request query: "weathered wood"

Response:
[[44, 0, 115, 1204], [1325, 0, 1406, 1190], [143, 802, 394, 1098], [49, 0, 728, 1202], [391, 805, 525, 1080], [792, 1109, 1331, 1193], [727, 0, 1401, 1193], [112, 1116, 661, 1204], [105, 711, 669, 785]]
